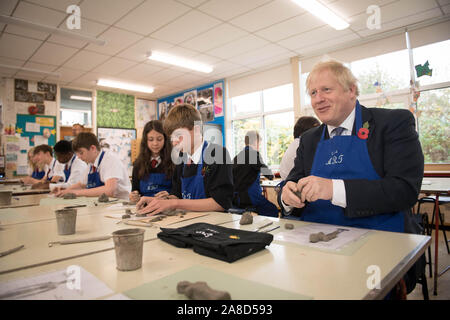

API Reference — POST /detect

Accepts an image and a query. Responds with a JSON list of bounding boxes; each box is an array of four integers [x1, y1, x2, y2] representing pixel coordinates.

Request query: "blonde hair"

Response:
[[306, 60, 359, 97], [163, 103, 202, 137]]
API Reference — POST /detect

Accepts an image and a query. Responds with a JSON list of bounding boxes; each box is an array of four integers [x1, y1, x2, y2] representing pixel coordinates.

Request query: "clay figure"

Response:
[[177, 281, 231, 300], [285, 223, 294, 230], [98, 193, 109, 202], [63, 193, 77, 199], [239, 212, 253, 225]]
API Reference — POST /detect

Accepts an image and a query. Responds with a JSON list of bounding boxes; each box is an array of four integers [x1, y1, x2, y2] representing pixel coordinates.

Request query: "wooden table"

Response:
[[0, 203, 430, 300], [420, 177, 450, 295]]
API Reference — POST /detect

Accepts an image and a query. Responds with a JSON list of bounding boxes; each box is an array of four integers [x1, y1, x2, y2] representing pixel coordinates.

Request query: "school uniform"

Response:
[[44, 158, 65, 182], [232, 146, 278, 217], [81, 150, 131, 199], [170, 141, 233, 211], [29, 167, 46, 180], [131, 156, 172, 197], [59, 155, 88, 188]]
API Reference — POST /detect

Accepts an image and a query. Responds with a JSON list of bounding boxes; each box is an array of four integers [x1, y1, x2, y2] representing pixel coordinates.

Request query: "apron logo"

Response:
[[182, 191, 192, 199], [325, 150, 344, 166]]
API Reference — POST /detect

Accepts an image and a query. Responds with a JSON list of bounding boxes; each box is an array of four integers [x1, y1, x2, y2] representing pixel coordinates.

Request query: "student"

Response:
[[136, 103, 233, 215], [33, 144, 64, 183], [52, 140, 88, 188], [130, 120, 174, 203], [54, 132, 131, 199], [232, 130, 278, 217], [21, 147, 45, 184], [279, 116, 320, 180]]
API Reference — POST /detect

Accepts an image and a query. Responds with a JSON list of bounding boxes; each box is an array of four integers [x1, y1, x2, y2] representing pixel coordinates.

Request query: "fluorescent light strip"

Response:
[[0, 14, 107, 46], [70, 95, 92, 101], [97, 79, 154, 94], [148, 51, 213, 73], [291, 0, 349, 30], [0, 63, 61, 77]]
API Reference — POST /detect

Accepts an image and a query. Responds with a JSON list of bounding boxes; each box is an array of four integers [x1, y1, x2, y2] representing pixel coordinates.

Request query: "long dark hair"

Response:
[[134, 120, 174, 180]]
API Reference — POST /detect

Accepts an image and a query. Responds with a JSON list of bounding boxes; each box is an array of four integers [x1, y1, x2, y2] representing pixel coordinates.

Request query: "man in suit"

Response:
[[279, 60, 425, 299], [280, 60, 424, 234]]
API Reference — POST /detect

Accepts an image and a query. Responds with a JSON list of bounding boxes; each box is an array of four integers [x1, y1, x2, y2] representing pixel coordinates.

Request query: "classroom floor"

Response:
[[408, 229, 450, 300]]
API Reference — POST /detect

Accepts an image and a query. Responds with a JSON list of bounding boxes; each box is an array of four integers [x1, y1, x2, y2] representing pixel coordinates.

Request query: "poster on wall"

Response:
[[198, 87, 214, 122], [183, 90, 197, 107], [213, 82, 224, 117], [158, 101, 167, 121], [174, 96, 184, 105], [136, 98, 156, 128], [97, 127, 136, 175]]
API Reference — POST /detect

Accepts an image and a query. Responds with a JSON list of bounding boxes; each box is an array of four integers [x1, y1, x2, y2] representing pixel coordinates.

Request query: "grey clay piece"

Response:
[[177, 281, 231, 300]]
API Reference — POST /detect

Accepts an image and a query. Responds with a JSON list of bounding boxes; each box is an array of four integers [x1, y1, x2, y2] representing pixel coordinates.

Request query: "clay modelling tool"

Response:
[[63, 204, 87, 209], [48, 235, 111, 247], [124, 220, 153, 227], [254, 221, 273, 232], [309, 228, 348, 243], [263, 226, 280, 233], [0, 244, 25, 258]]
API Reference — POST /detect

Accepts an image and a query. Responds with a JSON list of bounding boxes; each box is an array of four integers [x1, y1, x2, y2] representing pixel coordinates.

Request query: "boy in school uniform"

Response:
[[136, 103, 233, 215], [33, 144, 65, 183], [52, 140, 88, 188], [54, 132, 131, 199]]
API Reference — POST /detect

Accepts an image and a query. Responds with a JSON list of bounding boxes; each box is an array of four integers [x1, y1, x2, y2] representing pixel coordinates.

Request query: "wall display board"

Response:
[[97, 127, 136, 176], [157, 79, 225, 146]]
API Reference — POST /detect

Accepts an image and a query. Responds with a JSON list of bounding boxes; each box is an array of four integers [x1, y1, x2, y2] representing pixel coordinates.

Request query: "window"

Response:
[[413, 40, 450, 86], [230, 84, 294, 167], [60, 88, 92, 127]]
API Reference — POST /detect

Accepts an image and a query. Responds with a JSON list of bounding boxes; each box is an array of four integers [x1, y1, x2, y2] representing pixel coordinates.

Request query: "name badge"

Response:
[[325, 150, 344, 166]]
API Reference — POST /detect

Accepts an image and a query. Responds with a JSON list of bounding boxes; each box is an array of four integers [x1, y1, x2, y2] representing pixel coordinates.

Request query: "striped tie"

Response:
[[332, 127, 345, 137]]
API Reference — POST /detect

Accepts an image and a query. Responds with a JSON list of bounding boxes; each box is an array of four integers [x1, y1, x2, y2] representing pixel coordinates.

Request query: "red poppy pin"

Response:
[[357, 121, 370, 140]]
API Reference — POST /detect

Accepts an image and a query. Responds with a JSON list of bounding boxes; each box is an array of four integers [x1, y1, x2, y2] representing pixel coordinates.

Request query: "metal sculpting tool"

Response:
[[48, 235, 111, 247]]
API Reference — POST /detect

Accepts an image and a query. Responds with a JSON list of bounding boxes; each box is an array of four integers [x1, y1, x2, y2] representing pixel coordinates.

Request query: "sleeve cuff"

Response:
[[331, 179, 347, 208]]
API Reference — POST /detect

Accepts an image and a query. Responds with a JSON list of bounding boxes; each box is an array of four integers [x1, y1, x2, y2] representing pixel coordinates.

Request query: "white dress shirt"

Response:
[[279, 137, 300, 180]]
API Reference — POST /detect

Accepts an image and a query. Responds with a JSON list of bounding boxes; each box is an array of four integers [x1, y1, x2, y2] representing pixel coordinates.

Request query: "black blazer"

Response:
[[282, 105, 424, 223]]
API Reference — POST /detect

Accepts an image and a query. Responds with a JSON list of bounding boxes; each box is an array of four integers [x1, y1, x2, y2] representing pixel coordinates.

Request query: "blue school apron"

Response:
[[31, 169, 45, 180], [87, 151, 105, 189], [301, 102, 404, 232], [63, 155, 76, 182], [180, 142, 207, 200], [139, 171, 172, 197]]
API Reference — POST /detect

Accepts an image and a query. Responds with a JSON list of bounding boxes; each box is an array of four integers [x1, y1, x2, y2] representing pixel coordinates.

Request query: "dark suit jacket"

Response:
[[282, 105, 424, 228]]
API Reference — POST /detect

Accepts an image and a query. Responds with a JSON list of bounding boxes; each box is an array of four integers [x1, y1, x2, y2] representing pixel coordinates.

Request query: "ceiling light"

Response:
[[148, 51, 213, 73], [291, 0, 349, 30], [97, 79, 154, 94], [70, 95, 92, 101], [0, 14, 107, 46], [0, 63, 61, 77]]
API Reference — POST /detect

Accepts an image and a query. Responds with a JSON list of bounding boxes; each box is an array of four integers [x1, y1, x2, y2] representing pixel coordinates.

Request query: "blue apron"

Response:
[[63, 155, 76, 182], [87, 151, 105, 189], [139, 171, 172, 197], [180, 142, 207, 200], [31, 169, 45, 180], [301, 101, 404, 232], [243, 171, 278, 217]]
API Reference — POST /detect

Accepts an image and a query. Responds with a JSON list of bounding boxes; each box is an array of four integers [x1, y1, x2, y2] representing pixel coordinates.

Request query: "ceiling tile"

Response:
[[117, 37, 174, 62], [227, 44, 291, 64], [198, 0, 272, 20], [23, 61, 58, 72], [4, 25, 49, 41], [244, 52, 292, 70], [296, 32, 360, 56], [0, 0, 18, 15], [70, 71, 103, 87], [115, 0, 191, 36], [118, 62, 164, 81], [179, 23, 248, 52], [91, 57, 138, 76], [30, 42, 79, 65], [84, 27, 143, 56], [278, 25, 354, 50], [160, 72, 205, 87], [206, 34, 269, 59], [63, 50, 111, 71], [229, 0, 305, 32], [45, 67, 85, 83], [256, 13, 324, 42], [147, 68, 187, 83], [13, 1, 66, 26], [150, 10, 221, 44], [48, 18, 110, 48], [175, 0, 209, 7], [0, 33, 43, 61], [26, 0, 79, 13], [79, 0, 143, 25]]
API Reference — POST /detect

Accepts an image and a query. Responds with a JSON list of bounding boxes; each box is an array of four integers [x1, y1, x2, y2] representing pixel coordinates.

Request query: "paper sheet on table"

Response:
[[0, 267, 113, 300], [274, 223, 369, 251]]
